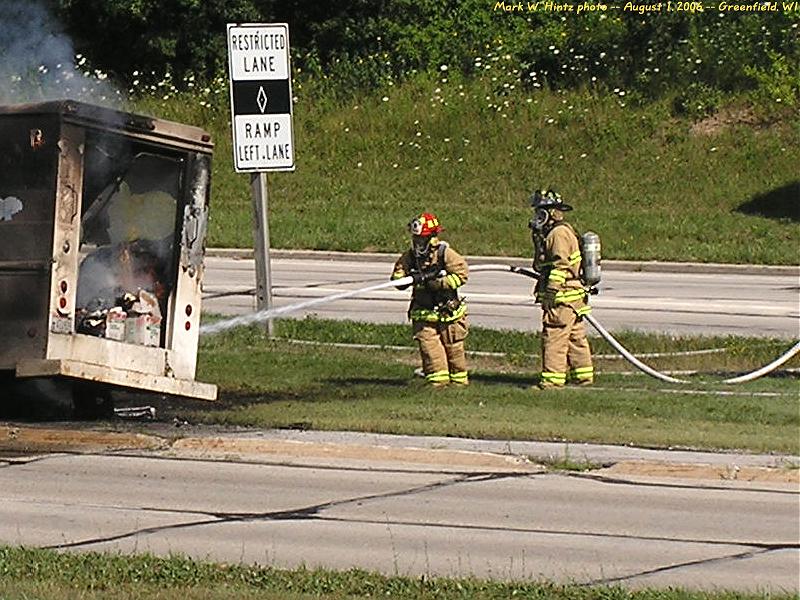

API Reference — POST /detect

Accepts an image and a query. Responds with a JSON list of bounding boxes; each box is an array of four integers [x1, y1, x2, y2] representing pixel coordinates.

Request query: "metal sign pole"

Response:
[[228, 22, 294, 339], [251, 171, 274, 337]]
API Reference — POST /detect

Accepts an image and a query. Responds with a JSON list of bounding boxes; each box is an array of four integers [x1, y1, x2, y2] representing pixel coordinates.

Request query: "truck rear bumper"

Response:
[[15, 359, 217, 401]]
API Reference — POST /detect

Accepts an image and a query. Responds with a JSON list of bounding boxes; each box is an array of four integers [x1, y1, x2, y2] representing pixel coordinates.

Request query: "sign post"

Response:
[[227, 22, 295, 336], [250, 172, 273, 334]]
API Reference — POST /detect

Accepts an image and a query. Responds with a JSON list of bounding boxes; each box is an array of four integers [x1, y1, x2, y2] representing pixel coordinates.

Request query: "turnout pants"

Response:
[[413, 318, 469, 385], [540, 304, 593, 388]]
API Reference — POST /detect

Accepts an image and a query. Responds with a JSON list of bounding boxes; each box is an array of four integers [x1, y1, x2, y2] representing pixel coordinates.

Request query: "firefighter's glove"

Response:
[[540, 290, 557, 310], [412, 269, 439, 286]]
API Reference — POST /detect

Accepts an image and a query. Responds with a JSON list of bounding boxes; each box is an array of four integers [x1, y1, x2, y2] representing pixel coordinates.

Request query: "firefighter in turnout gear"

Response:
[[529, 190, 594, 389], [391, 212, 469, 386]]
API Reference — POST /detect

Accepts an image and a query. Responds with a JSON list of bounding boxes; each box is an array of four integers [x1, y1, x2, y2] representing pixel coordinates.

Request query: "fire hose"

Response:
[[198, 266, 537, 336], [200, 263, 800, 384], [470, 263, 800, 385]]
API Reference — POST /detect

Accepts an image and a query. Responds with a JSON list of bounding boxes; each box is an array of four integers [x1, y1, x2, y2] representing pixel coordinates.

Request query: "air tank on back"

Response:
[[581, 231, 601, 287]]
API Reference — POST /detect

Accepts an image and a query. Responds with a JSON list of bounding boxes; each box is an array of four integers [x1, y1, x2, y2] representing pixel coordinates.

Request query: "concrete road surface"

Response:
[[0, 435, 797, 593], [202, 250, 800, 339]]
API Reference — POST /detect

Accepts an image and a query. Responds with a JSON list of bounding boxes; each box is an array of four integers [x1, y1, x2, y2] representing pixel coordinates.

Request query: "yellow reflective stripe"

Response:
[[441, 302, 467, 323], [549, 269, 568, 284], [568, 251, 582, 265], [570, 366, 594, 380], [540, 371, 566, 384], [426, 370, 450, 383], [576, 305, 592, 316], [449, 371, 468, 383], [410, 308, 440, 322], [410, 303, 467, 323], [445, 273, 463, 289], [555, 293, 583, 302], [554, 289, 586, 303], [391, 271, 405, 280]]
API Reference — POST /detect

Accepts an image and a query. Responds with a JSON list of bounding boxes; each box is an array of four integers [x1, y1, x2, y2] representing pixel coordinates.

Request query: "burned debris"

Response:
[[74, 150, 181, 347], [76, 289, 162, 347]]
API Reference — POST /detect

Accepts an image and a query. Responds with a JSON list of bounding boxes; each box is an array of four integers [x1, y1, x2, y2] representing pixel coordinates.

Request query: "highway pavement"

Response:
[[201, 250, 800, 339], [0, 425, 797, 593]]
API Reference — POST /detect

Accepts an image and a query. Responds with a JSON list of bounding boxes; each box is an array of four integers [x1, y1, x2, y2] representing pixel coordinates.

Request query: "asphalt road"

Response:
[[0, 445, 797, 593], [202, 251, 800, 339]]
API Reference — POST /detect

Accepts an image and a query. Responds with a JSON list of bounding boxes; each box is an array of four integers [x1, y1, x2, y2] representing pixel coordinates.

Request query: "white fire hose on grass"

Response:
[[470, 263, 800, 385]]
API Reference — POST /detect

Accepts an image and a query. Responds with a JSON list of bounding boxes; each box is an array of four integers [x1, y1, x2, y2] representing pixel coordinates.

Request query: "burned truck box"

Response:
[[0, 100, 216, 401]]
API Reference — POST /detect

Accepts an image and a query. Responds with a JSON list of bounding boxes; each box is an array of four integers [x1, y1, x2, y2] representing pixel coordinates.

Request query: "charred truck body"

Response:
[[0, 100, 217, 409]]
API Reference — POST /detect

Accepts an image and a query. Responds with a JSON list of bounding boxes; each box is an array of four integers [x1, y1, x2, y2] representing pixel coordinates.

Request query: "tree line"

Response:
[[50, 0, 799, 111]]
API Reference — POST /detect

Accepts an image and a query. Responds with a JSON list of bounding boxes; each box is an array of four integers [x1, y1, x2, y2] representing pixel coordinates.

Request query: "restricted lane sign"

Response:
[[227, 23, 295, 172]]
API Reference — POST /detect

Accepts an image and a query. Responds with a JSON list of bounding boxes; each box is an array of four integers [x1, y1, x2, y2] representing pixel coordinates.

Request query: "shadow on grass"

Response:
[[736, 181, 800, 221], [197, 372, 537, 416], [471, 372, 534, 387], [327, 377, 409, 388], [200, 377, 411, 413], [210, 389, 315, 410]]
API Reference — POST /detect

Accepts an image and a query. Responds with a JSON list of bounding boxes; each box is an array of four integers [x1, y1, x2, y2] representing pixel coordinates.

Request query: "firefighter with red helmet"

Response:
[[529, 189, 594, 389], [391, 212, 469, 386]]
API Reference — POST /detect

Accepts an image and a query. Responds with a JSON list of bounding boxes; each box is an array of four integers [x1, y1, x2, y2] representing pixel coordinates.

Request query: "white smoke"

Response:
[[0, 0, 123, 106]]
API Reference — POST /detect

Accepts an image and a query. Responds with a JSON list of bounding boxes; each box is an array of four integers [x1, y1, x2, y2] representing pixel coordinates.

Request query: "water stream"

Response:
[[199, 275, 415, 336]]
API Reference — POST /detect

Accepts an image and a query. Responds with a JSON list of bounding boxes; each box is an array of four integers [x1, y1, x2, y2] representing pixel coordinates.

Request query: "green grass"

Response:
[[0, 546, 791, 600], [132, 74, 800, 265], [193, 318, 800, 455]]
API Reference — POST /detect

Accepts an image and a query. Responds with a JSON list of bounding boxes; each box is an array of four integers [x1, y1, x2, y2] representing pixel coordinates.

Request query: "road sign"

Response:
[[226, 23, 295, 172]]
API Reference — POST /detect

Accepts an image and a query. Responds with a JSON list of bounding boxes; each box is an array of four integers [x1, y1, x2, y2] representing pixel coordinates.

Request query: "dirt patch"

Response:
[[595, 460, 800, 485], [0, 424, 539, 471], [0, 425, 166, 454], [690, 106, 772, 136], [2, 424, 797, 484], [171, 436, 540, 472]]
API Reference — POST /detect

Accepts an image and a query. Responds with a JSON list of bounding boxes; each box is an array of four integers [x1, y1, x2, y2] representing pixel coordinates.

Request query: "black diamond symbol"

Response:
[[257, 86, 268, 113]]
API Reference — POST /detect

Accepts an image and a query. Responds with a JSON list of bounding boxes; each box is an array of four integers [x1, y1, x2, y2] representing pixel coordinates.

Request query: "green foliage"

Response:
[[52, 0, 262, 83], [672, 82, 724, 119], [24, 2, 799, 267], [745, 50, 800, 110], [49, 1, 800, 109]]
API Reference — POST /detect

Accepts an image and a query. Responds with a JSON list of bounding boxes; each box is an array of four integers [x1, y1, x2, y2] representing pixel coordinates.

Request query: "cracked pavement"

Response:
[[0, 425, 797, 592]]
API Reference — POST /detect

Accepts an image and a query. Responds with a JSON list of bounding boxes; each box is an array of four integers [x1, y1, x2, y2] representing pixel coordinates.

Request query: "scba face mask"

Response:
[[529, 208, 550, 233], [412, 234, 433, 257]]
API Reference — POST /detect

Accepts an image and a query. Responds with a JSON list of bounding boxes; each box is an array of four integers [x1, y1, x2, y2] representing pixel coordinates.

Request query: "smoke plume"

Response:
[[0, 0, 122, 106]]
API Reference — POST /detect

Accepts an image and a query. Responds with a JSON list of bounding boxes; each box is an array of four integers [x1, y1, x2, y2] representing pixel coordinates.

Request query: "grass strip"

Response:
[[0, 546, 790, 600], [193, 318, 800, 455]]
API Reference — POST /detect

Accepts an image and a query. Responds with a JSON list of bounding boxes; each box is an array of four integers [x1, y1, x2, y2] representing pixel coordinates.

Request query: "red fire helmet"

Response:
[[408, 212, 442, 237]]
